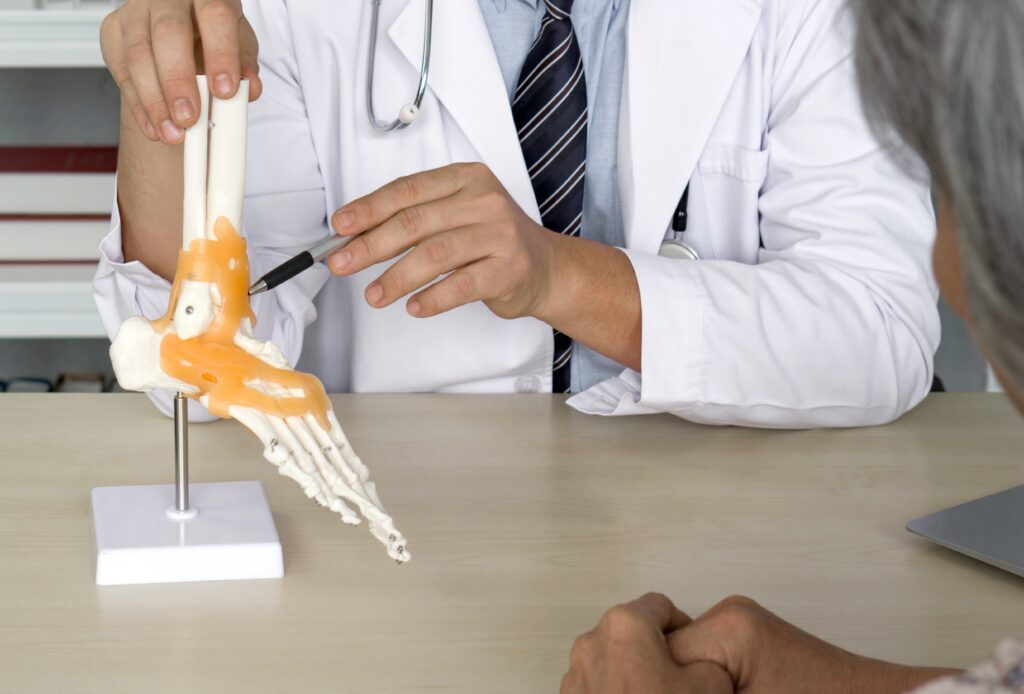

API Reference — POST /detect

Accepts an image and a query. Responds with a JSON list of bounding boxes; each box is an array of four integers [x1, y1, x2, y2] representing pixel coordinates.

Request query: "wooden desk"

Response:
[[1, 393, 1023, 692]]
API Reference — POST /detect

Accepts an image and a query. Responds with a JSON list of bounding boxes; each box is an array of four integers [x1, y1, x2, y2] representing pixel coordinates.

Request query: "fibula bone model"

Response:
[[109, 77, 409, 563]]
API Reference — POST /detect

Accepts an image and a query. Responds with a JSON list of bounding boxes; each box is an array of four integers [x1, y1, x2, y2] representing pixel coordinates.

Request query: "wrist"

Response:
[[529, 227, 575, 325]]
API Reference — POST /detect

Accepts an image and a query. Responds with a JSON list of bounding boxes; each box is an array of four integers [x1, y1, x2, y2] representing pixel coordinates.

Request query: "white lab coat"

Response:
[[93, 0, 939, 428]]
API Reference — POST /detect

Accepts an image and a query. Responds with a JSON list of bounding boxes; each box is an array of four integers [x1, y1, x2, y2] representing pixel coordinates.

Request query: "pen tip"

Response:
[[248, 280, 268, 296]]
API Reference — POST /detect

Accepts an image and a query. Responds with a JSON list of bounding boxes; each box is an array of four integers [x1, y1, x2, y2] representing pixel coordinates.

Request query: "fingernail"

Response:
[[172, 98, 195, 124], [366, 283, 384, 306], [330, 251, 352, 273], [213, 73, 234, 97], [334, 210, 355, 230], [160, 119, 183, 143], [143, 120, 158, 139], [407, 300, 421, 316]]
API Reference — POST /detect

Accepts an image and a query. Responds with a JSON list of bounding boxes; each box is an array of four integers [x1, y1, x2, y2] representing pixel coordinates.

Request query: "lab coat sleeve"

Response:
[[92, 0, 330, 421], [568, 0, 940, 428]]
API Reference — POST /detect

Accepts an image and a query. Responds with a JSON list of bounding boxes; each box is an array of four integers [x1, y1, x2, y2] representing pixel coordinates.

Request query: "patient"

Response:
[[560, 1, 1024, 692]]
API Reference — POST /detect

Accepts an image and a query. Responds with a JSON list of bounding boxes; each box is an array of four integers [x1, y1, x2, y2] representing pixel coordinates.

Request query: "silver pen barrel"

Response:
[[309, 234, 354, 263]]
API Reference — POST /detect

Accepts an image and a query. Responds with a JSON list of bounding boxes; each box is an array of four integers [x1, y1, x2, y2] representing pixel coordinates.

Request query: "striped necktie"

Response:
[[512, 0, 587, 394]]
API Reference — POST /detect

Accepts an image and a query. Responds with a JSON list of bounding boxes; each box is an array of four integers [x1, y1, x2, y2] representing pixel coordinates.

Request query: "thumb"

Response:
[[626, 593, 693, 634], [666, 617, 743, 686], [671, 661, 734, 694]]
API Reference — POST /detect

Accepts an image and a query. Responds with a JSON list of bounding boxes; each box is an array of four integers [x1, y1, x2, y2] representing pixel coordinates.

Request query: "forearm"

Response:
[[852, 658, 961, 694], [535, 232, 642, 372], [117, 98, 184, 281]]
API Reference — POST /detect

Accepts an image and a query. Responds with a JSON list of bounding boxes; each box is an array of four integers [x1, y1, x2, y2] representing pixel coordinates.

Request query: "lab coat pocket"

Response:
[[697, 145, 769, 262]]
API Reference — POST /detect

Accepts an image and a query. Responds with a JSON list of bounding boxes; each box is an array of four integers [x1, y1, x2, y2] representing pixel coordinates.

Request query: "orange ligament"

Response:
[[153, 217, 332, 430]]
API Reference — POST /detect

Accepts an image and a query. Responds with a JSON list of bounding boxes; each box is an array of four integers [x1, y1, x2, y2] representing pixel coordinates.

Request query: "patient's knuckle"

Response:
[[712, 597, 763, 638], [569, 632, 594, 663], [717, 595, 761, 613], [600, 605, 642, 636]]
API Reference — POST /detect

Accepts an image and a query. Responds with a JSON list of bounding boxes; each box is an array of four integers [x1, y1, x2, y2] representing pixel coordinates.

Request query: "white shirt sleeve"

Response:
[[92, 0, 330, 421], [907, 640, 1024, 693], [569, 0, 939, 428]]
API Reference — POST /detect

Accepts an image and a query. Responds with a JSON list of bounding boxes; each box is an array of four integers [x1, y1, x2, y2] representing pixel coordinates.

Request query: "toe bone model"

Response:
[[109, 76, 409, 563]]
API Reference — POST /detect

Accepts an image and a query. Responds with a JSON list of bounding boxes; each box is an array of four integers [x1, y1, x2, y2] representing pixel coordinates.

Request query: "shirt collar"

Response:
[[489, 0, 625, 13], [490, 0, 541, 11]]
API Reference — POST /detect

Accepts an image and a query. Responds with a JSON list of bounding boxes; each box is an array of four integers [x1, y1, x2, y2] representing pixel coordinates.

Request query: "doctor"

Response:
[[95, 0, 938, 428]]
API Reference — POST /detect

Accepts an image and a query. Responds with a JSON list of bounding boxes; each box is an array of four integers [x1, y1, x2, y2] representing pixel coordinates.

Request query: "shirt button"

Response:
[[514, 376, 541, 393]]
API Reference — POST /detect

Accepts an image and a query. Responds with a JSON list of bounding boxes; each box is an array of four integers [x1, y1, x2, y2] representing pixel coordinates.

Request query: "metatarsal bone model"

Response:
[[110, 76, 409, 563]]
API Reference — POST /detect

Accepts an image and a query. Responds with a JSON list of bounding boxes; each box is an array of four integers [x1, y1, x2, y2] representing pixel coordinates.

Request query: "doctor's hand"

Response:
[[328, 162, 557, 321], [329, 162, 645, 371], [561, 593, 733, 694], [100, 0, 262, 145]]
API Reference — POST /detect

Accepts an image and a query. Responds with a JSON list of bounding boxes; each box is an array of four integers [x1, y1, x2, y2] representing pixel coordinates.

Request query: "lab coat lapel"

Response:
[[389, 0, 540, 219], [620, 0, 762, 253]]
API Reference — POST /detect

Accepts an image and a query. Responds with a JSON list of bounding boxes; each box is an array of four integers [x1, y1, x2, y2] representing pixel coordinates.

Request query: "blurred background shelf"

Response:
[[0, 10, 109, 68], [0, 263, 104, 338]]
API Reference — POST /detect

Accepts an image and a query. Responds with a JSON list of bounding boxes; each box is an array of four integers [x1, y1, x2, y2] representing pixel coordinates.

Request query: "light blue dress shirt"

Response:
[[478, 0, 629, 393]]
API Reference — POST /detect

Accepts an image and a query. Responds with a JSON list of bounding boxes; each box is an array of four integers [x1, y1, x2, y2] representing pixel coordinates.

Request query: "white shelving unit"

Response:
[[0, 10, 108, 68], [0, 264, 105, 338], [1, 8, 114, 340]]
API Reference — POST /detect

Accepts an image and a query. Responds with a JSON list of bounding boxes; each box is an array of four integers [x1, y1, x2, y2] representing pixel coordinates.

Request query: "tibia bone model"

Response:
[[110, 76, 409, 563]]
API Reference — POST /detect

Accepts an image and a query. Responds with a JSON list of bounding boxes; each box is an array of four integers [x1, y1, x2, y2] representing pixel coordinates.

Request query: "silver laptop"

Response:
[[907, 485, 1024, 578]]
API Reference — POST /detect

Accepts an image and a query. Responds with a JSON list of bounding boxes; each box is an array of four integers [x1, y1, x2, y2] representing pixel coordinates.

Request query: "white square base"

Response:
[[91, 481, 284, 586]]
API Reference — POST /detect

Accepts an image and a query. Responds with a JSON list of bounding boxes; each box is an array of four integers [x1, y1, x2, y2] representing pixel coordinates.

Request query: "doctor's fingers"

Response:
[[406, 256, 521, 319], [107, 1, 188, 143], [331, 162, 495, 238], [101, 10, 155, 139], [363, 224, 501, 309], [329, 192, 485, 277], [194, 0, 261, 101]]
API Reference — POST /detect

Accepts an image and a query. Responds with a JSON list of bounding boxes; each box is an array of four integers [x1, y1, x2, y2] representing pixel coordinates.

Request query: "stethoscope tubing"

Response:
[[366, 0, 435, 132]]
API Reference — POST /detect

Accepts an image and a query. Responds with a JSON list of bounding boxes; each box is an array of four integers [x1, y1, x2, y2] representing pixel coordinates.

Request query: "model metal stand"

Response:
[[174, 393, 189, 512], [168, 392, 198, 520]]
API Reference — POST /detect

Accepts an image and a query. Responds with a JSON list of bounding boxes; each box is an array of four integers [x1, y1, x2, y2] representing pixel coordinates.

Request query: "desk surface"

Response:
[[1, 393, 1023, 693]]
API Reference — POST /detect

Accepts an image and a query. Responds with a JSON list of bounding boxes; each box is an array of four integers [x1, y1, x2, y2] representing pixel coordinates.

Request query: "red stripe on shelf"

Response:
[[0, 214, 111, 222], [0, 260, 99, 266], [0, 147, 118, 173]]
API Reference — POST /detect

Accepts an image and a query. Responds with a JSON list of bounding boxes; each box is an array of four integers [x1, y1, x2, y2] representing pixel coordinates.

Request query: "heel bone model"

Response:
[[109, 77, 409, 563]]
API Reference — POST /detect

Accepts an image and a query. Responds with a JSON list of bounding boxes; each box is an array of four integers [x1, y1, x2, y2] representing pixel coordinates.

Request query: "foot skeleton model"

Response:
[[109, 77, 409, 563]]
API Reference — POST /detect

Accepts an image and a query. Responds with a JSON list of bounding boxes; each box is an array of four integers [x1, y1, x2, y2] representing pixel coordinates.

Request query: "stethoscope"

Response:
[[365, 0, 700, 261], [366, 0, 435, 132], [659, 185, 701, 261]]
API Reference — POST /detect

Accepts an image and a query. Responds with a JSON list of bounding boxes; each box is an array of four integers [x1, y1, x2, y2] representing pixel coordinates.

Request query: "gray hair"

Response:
[[855, 0, 1024, 390]]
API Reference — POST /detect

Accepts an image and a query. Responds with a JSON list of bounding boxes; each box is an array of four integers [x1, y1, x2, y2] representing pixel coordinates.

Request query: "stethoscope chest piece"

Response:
[[367, 0, 434, 133], [658, 239, 701, 261]]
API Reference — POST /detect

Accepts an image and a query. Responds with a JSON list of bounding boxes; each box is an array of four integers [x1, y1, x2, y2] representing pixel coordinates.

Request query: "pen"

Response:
[[248, 234, 353, 296]]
